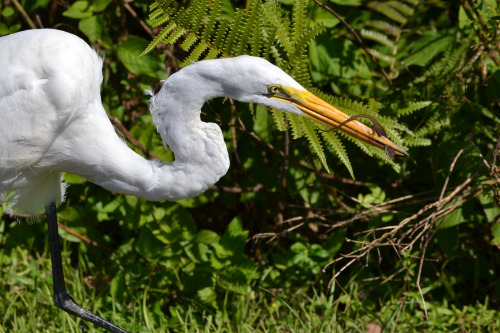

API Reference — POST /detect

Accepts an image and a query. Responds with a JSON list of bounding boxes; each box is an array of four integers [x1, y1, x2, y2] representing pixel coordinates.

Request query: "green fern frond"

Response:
[[287, 113, 304, 139], [292, 0, 306, 41], [395, 101, 432, 117], [415, 112, 451, 137], [141, 21, 176, 55], [164, 27, 186, 46], [213, 19, 230, 49], [293, 24, 325, 58], [365, 20, 401, 36], [262, 1, 294, 55], [421, 41, 469, 80], [368, 48, 395, 64], [368, 2, 408, 24], [181, 33, 198, 52], [321, 131, 354, 179], [386, 1, 415, 17], [361, 29, 396, 51], [180, 41, 208, 67], [300, 119, 329, 172], [392, 122, 415, 138], [225, 9, 246, 54], [270, 109, 287, 131], [202, 0, 221, 41], [403, 136, 432, 147]]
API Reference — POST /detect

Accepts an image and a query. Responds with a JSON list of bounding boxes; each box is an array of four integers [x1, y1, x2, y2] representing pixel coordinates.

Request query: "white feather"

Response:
[[0, 29, 307, 216]]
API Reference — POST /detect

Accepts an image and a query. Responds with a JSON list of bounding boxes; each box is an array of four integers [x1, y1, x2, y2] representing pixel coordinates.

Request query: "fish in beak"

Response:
[[269, 85, 408, 159]]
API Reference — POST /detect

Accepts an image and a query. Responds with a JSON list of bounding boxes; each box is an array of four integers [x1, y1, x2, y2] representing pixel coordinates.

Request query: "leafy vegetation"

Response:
[[0, 0, 499, 332]]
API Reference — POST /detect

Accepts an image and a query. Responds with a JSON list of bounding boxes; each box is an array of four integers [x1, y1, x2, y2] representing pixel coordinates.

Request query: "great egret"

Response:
[[0, 29, 406, 333]]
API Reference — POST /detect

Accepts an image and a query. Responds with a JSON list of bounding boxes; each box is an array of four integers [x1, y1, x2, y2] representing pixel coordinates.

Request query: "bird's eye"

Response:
[[267, 84, 281, 95]]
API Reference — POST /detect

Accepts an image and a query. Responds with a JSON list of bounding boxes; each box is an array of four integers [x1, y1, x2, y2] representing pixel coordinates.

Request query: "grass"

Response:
[[1, 237, 499, 333], [1, 212, 499, 333]]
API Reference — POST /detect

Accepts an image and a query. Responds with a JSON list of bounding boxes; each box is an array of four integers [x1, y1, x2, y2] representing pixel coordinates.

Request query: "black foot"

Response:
[[45, 202, 129, 333], [54, 292, 128, 333]]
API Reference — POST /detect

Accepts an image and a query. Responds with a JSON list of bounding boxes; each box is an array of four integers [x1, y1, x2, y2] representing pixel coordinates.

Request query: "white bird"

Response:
[[0, 29, 406, 332]]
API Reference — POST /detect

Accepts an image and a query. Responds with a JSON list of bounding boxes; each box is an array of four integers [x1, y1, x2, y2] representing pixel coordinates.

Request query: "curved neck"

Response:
[[58, 100, 229, 201]]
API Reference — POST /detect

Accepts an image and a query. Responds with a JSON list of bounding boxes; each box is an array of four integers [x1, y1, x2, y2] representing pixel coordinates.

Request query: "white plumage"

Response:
[[0, 30, 303, 215]]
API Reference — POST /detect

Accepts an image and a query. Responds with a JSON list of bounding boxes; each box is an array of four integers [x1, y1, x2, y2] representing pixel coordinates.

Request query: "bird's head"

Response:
[[212, 55, 407, 158]]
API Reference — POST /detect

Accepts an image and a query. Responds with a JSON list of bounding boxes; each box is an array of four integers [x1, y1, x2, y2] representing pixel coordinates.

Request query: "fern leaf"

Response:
[[140, 21, 177, 56], [396, 101, 432, 117], [271, 109, 288, 132], [202, 1, 220, 41], [205, 48, 221, 60], [224, 9, 245, 54], [361, 29, 396, 51], [403, 136, 432, 147], [365, 20, 401, 36], [261, 27, 281, 63], [181, 41, 209, 67], [368, 2, 408, 24], [213, 19, 230, 49], [237, 7, 259, 54], [164, 27, 187, 46], [181, 33, 198, 52], [293, 24, 325, 57], [386, 1, 414, 17], [367, 48, 395, 64], [292, 0, 306, 41], [287, 113, 304, 139], [263, 1, 294, 55], [190, 0, 209, 32], [321, 131, 354, 179], [300, 118, 329, 172]]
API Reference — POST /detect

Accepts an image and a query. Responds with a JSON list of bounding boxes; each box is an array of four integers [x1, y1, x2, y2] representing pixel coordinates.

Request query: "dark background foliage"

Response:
[[0, 0, 499, 331]]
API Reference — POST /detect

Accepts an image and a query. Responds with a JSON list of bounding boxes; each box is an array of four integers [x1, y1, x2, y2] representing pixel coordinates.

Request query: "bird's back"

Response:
[[0, 29, 104, 215]]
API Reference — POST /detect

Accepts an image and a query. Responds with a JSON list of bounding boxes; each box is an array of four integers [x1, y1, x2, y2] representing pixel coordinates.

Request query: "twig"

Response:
[[11, 0, 37, 29], [57, 222, 103, 248], [124, 1, 155, 38], [107, 113, 158, 160]]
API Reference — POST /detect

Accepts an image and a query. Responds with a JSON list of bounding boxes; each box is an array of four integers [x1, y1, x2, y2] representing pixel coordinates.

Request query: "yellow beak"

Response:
[[272, 86, 408, 158]]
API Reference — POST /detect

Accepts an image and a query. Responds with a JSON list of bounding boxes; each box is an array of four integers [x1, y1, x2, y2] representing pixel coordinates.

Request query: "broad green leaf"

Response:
[[78, 15, 111, 48], [63, 1, 93, 19], [93, 0, 113, 12], [155, 204, 197, 243], [136, 226, 164, 259], [310, 5, 339, 28], [63, 173, 86, 185], [479, 193, 499, 223], [220, 217, 248, 256], [254, 105, 274, 142], [110, 272, 125, 300], [197, 287, 217, 305], [437, 207, 465, 229], [117, 37, 167, 79], [195, 229, 221, 245], [323, 229, 346, 257], [1, 7, 14, 17], [402, 31, 454, 66], [310, 35, 370, 80]]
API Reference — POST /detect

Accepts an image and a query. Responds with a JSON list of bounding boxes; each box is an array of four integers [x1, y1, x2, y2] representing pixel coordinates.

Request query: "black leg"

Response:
[[45, 202, 129, 333]]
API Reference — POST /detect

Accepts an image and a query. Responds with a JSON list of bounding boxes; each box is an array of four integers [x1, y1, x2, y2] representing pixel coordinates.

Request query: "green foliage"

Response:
[[1, 0, 499, 332]]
